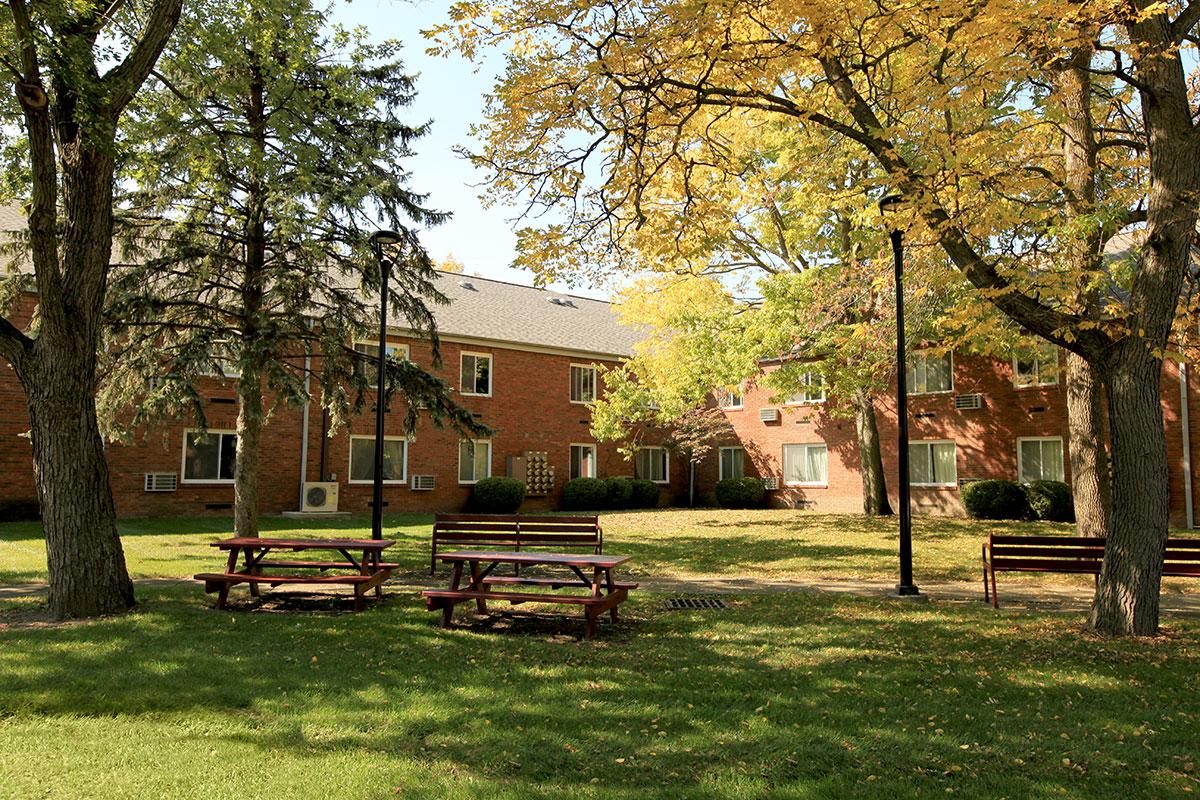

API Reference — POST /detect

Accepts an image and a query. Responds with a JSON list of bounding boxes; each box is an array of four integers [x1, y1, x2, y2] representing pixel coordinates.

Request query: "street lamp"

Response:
[[879, 195, 920, 597], [369, 229, 403, 541]]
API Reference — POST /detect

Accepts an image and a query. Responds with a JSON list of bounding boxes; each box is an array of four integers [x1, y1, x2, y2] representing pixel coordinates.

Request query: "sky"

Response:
[[328, 0, 609, 299]]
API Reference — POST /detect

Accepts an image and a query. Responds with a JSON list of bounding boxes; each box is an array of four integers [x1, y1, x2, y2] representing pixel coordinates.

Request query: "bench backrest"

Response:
[[988, 534, 1200, 576], [433, 513, 601, 547]]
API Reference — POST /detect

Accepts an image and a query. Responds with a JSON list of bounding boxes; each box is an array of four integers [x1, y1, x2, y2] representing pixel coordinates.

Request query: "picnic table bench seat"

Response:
[[430, 514, 602, 574], [982, 534, 1200, 608]]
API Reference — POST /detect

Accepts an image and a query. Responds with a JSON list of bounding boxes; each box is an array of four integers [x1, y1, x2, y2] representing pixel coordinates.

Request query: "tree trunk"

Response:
[[1088, 346, 1170, 635], [234, 365, 264, 538], [853, 391, 892, 516], [1065, 352, 1111, 537]]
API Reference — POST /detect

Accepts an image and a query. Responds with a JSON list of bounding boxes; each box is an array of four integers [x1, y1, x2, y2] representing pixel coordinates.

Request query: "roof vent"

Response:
[[458, 281, 476, 290], [548, 296, 576, 308]]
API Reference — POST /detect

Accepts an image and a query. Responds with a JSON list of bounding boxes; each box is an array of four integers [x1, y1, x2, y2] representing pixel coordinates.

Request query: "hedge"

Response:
[[961, 479, 1032, 520], [630, 479, 660, 508], [1025, 480, 1075, 523], [714, 477, 766, 509], [563, 477, 609, 510], [604, 476, 634, 509], [470, 476, 525, 514]]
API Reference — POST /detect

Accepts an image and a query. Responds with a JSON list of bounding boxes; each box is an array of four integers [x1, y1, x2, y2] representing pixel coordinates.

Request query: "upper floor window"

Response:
[[460, 352, 492, 396], [634, 446, 669, 483], [907, 351, 953, 394], [570, 364, 597, 403], [786, 371, 826, 404], [1014, 342, 1059, 387], [909, 441, 957, 486], [718, 385, 744, 409], [348, 435, 407, 483], [782, 443, 827, 485], [201, 345, 240, 378], [570, 443, 597, 479], [182, 430, 237, 482], [719, 447, 745, 480], [353, 341, 409, 386], [1018, 437, 1064, 483]]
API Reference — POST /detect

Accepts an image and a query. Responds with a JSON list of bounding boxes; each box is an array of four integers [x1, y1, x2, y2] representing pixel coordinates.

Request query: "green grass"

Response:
[[1, 586, 1198, 799]]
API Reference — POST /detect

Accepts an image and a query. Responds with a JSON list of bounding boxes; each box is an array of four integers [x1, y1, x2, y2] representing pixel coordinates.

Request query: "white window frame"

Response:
[[635, 446, 670, 484], [907, 351, 954, 395], [1012, 345, 1059, 388], [460, 351, 493, 397], [570, 363, 598, 404], [569, 443, 597, 479], [785, 371, 826, 405], [909, 440, 958, 487], [458, 439, 492, 484], [1017, 436, 1065, 483], [353, 340, 410, 387], [181, 429, 237, 484], [200, 345, 241, 378], [347, 434, 409, 485], [718, 385, 744, 410], [719, 446, 746, 480], [781, 443, 828, 487]]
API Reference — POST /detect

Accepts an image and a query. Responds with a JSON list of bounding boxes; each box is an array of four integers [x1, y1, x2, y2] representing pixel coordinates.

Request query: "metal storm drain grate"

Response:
[[662, 596, 730, 611]]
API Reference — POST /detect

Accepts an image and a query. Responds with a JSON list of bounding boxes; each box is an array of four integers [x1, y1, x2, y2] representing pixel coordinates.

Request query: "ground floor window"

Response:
[[782, 443, 827, 486], [570, 443, 596, 479], [1018, 437, 1064, 483], [909, 441, 957, 486], [635, 447, 669, 483], [719, 447, 745, 480], [349, 436, 407, 483], [459, 439, 492, 484], [182, 430, 237, 482]]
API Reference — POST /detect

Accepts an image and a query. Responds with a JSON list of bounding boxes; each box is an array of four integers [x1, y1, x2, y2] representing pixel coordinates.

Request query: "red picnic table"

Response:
[[422, 550, 637, 639], [194, 537, 396, 611]]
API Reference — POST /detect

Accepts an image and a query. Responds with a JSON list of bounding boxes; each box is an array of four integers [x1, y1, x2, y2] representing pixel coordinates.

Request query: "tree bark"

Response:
[[853, 391, 892, 516], [234, 366, 264, 538], [1065, 353, 1111, 537]]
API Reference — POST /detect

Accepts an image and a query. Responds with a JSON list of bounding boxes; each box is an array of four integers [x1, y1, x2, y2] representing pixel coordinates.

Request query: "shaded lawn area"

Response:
[[3, 509, 1199, 591], [0, 587, 1198, 799]]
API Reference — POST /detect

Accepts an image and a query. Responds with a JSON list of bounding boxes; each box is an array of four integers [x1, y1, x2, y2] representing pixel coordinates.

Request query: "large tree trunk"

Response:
[[1065, 352, 1110, 537], [853, 391, 892, 516], [234, 366, 264, 538]]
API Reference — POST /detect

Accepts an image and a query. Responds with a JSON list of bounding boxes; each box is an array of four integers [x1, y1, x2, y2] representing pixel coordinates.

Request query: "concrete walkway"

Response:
[[5, 573, 1199, 615]]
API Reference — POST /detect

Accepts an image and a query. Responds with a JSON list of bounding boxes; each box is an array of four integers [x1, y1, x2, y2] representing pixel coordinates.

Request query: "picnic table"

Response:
[[194, 537, 396, 611], [422, 550, 637, 639]]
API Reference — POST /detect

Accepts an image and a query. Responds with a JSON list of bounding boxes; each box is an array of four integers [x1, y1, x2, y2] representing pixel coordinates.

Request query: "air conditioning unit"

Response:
[[411, 475, 435, 491], [302, 481, 339, 512], [761, 476, 779, 490], [955, 393, 984, 410], [759, 407, 781, 423], [143, 472, 178, 492]]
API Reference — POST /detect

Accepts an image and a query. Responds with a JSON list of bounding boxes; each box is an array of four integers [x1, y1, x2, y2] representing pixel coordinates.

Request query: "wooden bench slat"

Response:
[[480, 576, 639, 590], [194, 572, 381, 585], [430, 513, 602, 575], [989, 546, 1107, 559], [422, 588, 615, 606], [252, 560, 401, 570]]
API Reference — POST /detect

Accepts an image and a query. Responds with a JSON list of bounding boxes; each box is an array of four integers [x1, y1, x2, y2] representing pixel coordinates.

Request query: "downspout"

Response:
[[1180, 362, 1194, 529], [297, 325, 312, 509]]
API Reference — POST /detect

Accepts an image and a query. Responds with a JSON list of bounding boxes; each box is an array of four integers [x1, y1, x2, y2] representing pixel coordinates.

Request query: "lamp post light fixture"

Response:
[[369, 229, 403, 541], [878, 195, 920, 597]]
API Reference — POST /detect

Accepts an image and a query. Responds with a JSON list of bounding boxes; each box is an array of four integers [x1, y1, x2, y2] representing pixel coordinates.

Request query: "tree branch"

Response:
[[101, 0, 182, 115]]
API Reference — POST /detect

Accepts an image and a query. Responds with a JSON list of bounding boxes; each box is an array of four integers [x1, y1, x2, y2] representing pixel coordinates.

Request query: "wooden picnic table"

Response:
[[194, 537, 396, 611], [422, 550, 637, 639]]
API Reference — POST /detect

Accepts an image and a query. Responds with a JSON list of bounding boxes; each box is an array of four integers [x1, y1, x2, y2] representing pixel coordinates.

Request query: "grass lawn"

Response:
[[1, 586, 1198, 799]]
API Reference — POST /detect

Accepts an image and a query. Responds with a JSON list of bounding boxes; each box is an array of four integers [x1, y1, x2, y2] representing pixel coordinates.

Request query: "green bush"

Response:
[[1024, 480, 1075, 523], [562, 477, 608, 510], [961, 479, 1032, 521], [470, 477, 525, 514], [604, 476, 634, 509], [0, 499, 39, 522], [630, 479, 660, 508], [714, 477, 766, 509]]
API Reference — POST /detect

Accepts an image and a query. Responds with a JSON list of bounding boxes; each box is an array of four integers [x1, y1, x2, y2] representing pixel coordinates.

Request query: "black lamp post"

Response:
[[369, 229, 403, 541], [879, 195, 919, 597]]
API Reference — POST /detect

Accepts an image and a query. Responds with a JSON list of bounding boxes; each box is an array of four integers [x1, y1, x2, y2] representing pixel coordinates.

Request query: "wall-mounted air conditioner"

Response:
[[954, 393, 984, 410], [302, 481, 339, 512], [411, 475, 436, 491], [144, 472, 178, 492], [759, 408, 781, 423]]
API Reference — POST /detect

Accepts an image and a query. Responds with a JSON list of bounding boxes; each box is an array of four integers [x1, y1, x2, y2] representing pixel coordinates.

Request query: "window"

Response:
[[718, 385, 744, 409], [458, 439, 491, 484], [570, 364, 597, 403], [907, 351, 954, 394], [1018, 437, 1065, 483], [460, 352, 492, 396], [570, 443, 597, 479], [786, 371, 826, 404], [782, 443, 828, 485], [909, 441, 957, 486], [182, 430, 237, 482], [634, 446, 669, 483], [719, 447, 745, 480], [201, 345, 240, 378], [353, 341, 408, 386], [1014, 342, 1059, 387], [348, 435, 407, 483]]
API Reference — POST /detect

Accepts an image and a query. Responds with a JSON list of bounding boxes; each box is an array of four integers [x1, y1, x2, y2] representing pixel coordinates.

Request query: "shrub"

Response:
[[630, 479, 660, 508], [604, 476, 634, 509], [470, 477, 525, 514], [714, 477, 766, 509], [1024, 480, 1075, 523], [0, 499, 40, 522], [961, 479, 1032, 521], [562, 477, 608, 510]]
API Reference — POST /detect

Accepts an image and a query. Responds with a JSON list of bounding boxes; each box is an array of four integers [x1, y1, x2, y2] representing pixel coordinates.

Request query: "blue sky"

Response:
[[329, 0, 607, 298]]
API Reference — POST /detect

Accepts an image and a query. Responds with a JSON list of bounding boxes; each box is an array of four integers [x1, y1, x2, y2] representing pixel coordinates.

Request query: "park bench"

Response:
[[430, 513, 602, 574], [981, 534, 1200, 608]]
